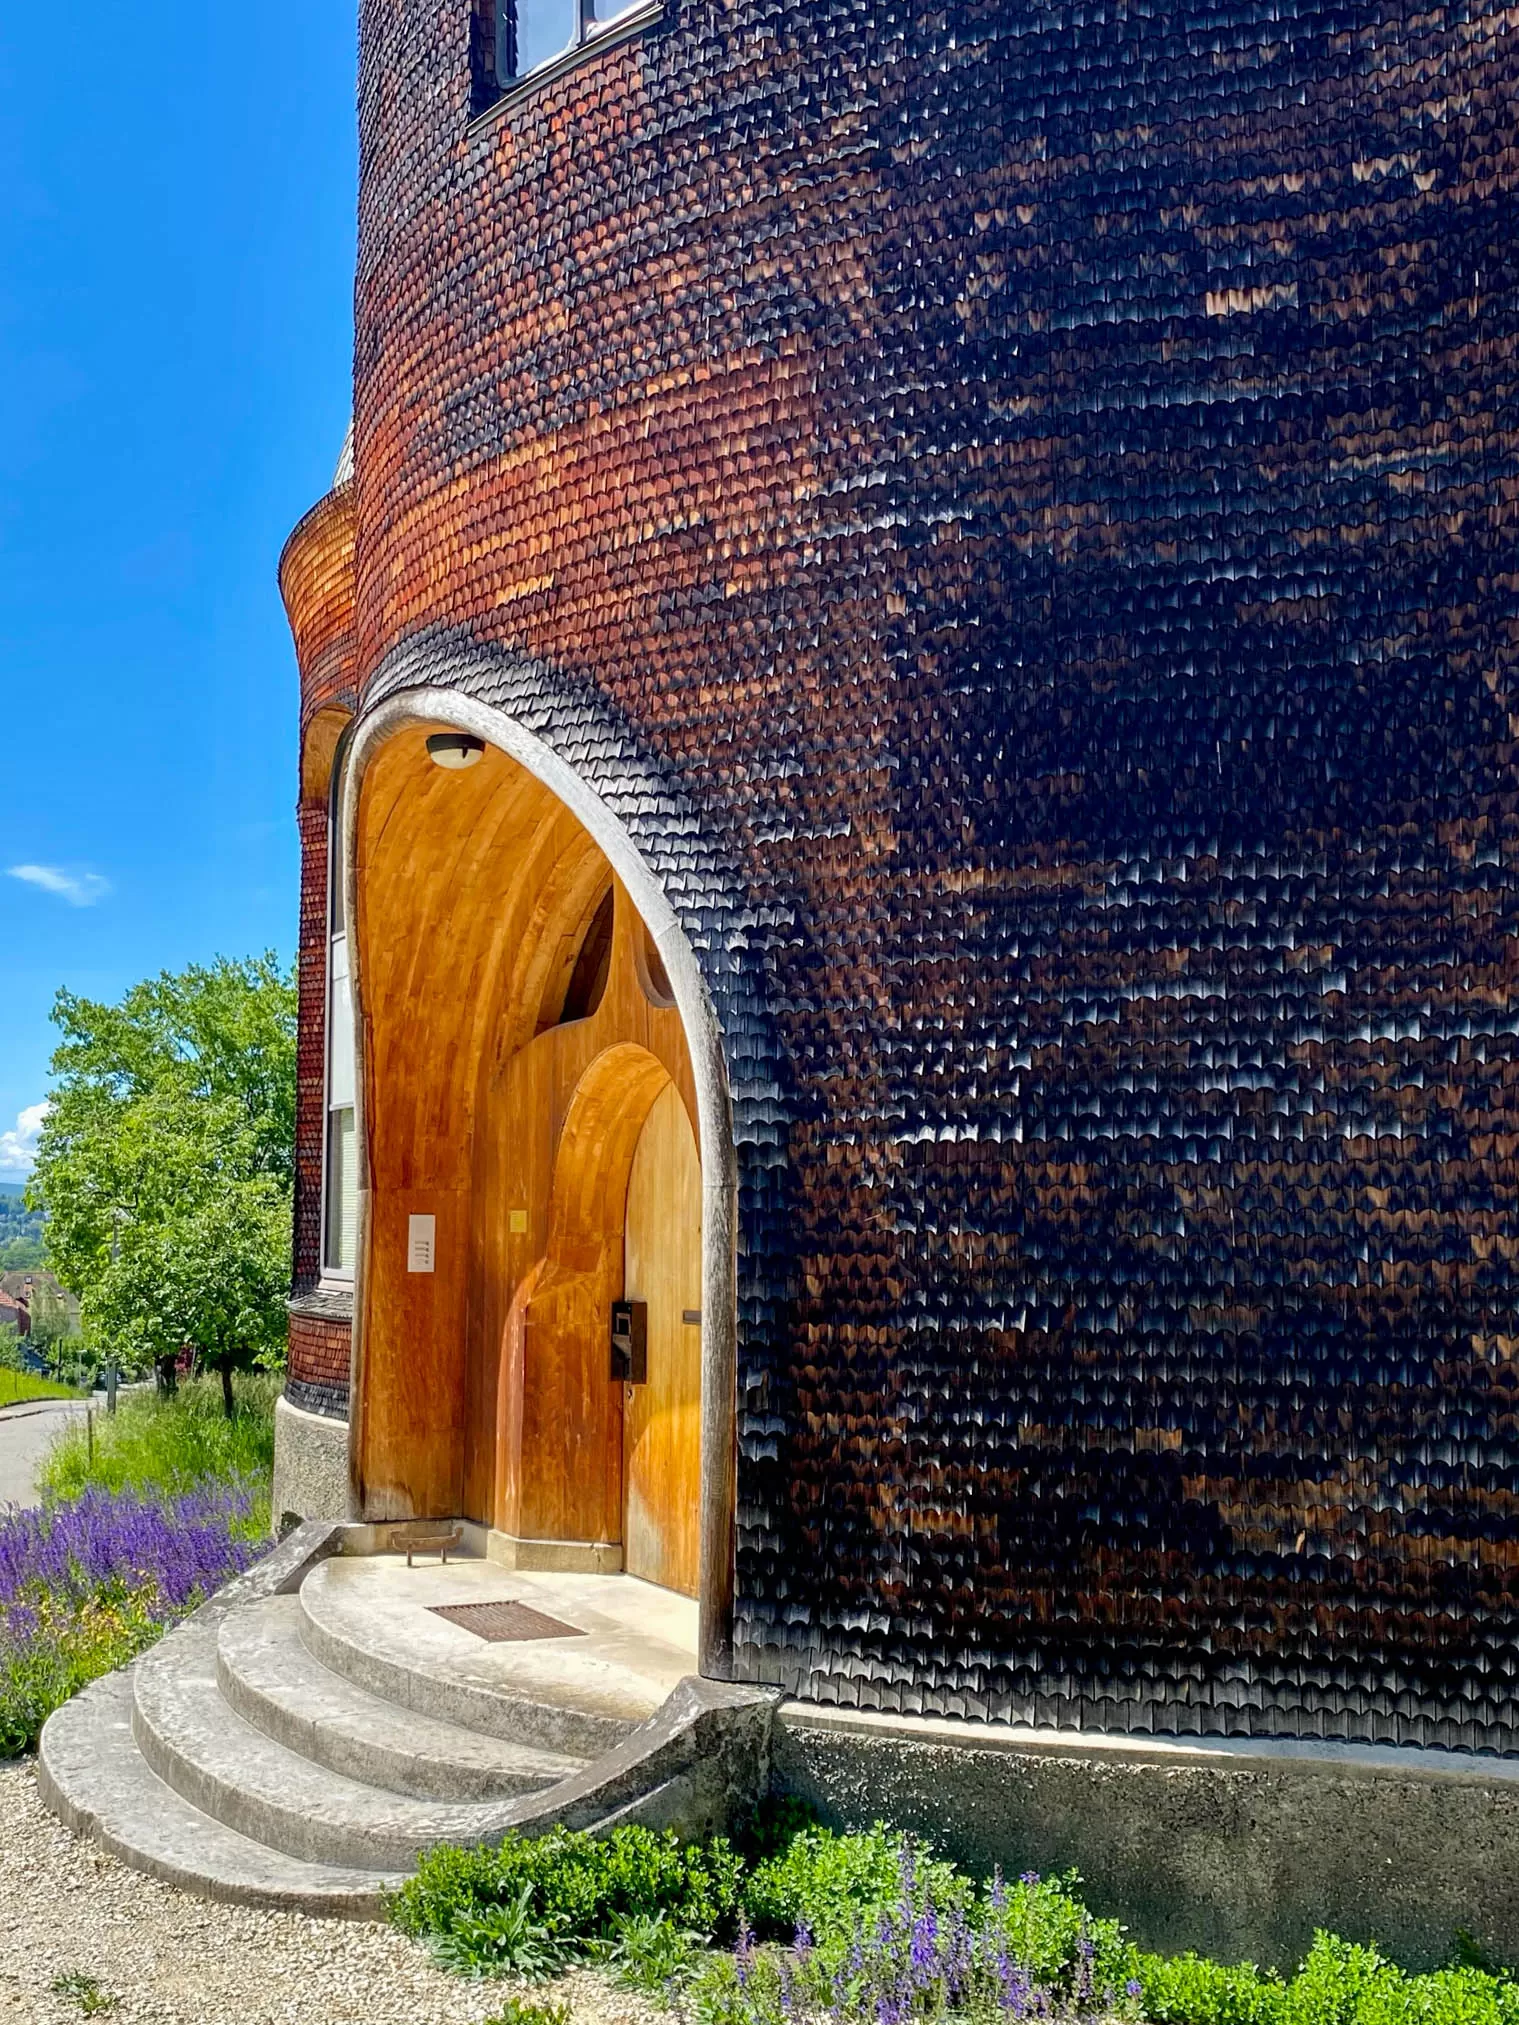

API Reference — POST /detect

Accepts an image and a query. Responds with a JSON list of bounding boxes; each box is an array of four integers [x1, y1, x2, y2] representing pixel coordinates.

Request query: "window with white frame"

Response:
[[322, 759, 357, 1279], [493, 0, 650, 87], [324, 934, 357, 1275]]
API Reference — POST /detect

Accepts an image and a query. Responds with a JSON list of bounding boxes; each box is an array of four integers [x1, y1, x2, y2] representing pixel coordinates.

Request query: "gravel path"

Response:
[[0, 1763, 668, 2025]]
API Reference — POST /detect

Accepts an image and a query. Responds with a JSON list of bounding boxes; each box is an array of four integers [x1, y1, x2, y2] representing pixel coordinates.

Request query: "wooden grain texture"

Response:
[[623, 1082, 704, 1597], [355, 730, 700, 1576]]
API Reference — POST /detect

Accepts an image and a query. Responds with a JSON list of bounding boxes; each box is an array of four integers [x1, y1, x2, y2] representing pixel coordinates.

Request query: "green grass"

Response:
[[38, 1372, 277, 1533], [0, 1370, 86, 1409]]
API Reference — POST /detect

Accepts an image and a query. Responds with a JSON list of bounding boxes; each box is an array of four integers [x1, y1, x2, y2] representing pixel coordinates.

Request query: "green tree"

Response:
[[25, 1276, 76, 1364], [28, 955, 297, 1410]]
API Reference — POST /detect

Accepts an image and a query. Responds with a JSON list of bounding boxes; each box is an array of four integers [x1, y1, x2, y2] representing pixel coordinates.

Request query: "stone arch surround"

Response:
[[341, 651, 794, 1676]]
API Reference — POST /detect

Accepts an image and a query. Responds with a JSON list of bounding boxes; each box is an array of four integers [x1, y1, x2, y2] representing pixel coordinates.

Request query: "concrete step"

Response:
[[218, 1595, 587, 1803], [298, 1561, 645, 1759], [37, 1671, 404, 1918], [133, 1617, 544, 1871]]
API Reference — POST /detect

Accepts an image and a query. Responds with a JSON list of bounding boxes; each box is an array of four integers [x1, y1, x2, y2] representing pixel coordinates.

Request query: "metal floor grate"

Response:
[[428, 1599, 587, 1644]]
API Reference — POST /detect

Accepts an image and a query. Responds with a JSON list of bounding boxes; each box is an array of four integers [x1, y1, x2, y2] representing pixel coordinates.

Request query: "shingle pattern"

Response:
[[347, 0, 1519, 1747]]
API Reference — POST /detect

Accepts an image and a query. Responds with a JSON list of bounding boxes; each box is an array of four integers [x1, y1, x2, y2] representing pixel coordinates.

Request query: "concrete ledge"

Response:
[[487, 1530, 624, 1575], [271, 1395, 354, 1531], [775, 1702, 1519, 1974]]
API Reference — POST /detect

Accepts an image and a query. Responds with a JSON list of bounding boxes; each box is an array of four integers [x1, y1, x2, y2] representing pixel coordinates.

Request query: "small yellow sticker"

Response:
[[509, 1209, 528, 1235]]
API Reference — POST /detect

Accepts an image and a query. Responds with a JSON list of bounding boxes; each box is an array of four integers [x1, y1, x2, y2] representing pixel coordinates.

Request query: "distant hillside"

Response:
[[0, 1186, 45, 1270]]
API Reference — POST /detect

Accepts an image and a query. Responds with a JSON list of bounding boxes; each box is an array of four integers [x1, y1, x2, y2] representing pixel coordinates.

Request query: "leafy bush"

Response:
[[399, 1819, 1519, 2025], [1139, 1951, 1289, 2024], [0, 1482, 262, 1754], [742, 1823, 972, 1943], [391, 1825, 744, 1975], [1138, 1933, 1519, 2025], [39, 1373, 276, 1528], [687, 1841, 1139, 2025], [984, 1868, 1136, 1998]]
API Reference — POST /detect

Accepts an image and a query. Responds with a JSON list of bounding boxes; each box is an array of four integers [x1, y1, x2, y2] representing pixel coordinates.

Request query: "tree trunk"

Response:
[[157, 1354, 178, 1398], [220, 1358, 235, 1419]]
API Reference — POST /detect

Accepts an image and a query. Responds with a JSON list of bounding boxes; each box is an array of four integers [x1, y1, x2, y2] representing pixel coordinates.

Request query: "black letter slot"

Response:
[[610, 1299, 648, 1384]]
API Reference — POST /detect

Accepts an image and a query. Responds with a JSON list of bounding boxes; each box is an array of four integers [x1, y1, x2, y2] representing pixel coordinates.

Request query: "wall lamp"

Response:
[[426, 732, 486, 771]]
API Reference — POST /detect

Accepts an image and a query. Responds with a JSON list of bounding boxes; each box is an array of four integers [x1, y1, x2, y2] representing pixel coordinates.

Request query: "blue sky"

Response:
[[0, 4, 357, 1175]]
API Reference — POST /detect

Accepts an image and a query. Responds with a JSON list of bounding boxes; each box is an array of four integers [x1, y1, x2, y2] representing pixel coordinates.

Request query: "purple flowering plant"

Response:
[[0, 1480, 262, 1755], [687, 1837, 1142, 2025]]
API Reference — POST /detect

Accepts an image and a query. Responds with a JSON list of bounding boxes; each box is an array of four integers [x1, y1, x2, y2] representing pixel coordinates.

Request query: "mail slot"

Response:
[[610, 1299, 648, 1384]]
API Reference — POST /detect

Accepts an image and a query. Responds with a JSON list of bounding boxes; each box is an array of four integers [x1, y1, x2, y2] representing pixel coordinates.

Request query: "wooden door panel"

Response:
[[622, 1082, 702, 1595]]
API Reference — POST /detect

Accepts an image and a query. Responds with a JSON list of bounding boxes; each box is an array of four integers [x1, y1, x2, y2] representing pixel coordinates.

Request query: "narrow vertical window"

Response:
[[324, 933, 357, 1274], [322, 751, 357, 1280]]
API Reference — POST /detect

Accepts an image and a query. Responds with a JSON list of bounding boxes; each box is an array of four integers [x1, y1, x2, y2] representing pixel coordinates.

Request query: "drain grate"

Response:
[[429, 1600, 587, 1644]]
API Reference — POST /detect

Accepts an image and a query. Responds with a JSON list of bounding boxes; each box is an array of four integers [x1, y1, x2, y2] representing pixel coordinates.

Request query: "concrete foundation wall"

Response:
[[773, 1707, 1519, 1975], [271, 1395, 354, 1532]]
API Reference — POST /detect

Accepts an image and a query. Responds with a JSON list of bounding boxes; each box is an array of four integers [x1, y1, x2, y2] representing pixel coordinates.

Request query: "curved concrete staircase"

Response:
[[38, 1525, 775, 1917]]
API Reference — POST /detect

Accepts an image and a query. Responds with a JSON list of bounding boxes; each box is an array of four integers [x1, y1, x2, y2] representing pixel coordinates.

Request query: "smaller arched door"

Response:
[[622, 1082, 703, 1595]]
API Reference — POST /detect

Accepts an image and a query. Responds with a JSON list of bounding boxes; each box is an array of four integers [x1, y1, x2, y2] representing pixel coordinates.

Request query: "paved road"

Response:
[[0, 1398, 89, 1508]]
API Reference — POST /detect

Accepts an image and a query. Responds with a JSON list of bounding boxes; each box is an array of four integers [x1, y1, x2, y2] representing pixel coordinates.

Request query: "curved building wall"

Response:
[[349, 0, 1519, 1745], [281, 484, 358, 1419]]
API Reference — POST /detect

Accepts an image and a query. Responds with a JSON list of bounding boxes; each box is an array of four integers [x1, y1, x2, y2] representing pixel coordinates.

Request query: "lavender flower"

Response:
[[0, 1483, 260, 1757], [1071, 1927, 1096, 2010], [778, 1952, 798, 2025]]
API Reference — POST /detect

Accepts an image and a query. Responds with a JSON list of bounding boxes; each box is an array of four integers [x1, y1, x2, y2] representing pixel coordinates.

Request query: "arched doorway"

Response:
[[343, 713, 731, 1633]]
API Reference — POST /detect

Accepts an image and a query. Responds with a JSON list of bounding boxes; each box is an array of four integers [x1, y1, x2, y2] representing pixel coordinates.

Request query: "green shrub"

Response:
[[391, 1825, 744, 1965], [989, 1869, 1139, 2001], [1136, 1934, 1519, 2025], [39, 1373, 276, 1530], [1138, 1950, 1288, 2024], [741, 1822, 971, 1942], [398, 1817, 1519, 2025]]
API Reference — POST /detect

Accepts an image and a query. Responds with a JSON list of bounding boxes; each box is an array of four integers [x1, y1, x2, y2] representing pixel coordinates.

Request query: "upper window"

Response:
[[479, 0, 651, 98], [558, 887, 615, 1025]]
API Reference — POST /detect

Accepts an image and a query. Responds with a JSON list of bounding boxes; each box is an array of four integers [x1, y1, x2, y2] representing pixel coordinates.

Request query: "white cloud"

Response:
[[0, 1102, 49, 1177], [7, 864, 111, 907]]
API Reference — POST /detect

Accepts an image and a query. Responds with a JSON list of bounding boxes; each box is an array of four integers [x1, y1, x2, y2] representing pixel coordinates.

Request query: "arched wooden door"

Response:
[[622, 1082, 703, 1595]]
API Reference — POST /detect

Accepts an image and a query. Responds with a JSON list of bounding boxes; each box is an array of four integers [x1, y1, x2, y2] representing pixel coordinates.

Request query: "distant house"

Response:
[[0, 1286, 27, 1338], [0, 1270, 77, 1343]]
